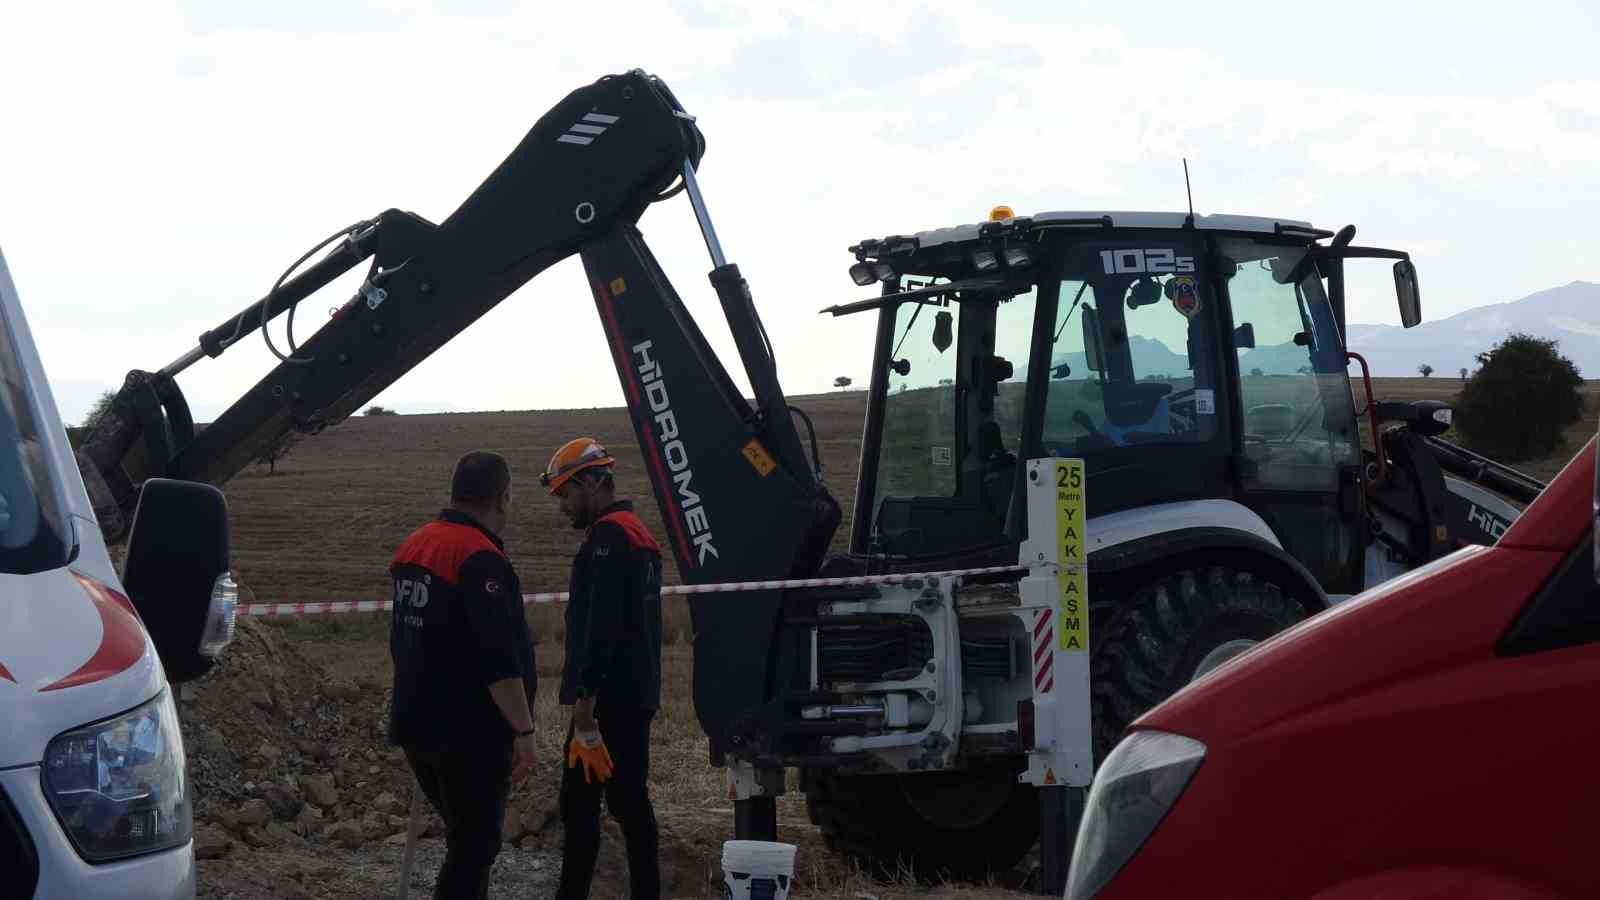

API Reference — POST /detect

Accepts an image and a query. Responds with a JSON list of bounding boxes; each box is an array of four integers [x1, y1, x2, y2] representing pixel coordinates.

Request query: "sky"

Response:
[[2, 0, 1598, 426]]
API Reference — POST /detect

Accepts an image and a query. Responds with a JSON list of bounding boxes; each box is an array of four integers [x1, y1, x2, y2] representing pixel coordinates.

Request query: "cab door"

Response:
[[1219, 237, 1366, 594]]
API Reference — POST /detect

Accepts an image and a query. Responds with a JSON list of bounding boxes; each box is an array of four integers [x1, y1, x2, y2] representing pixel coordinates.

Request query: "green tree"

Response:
[[1455, 333, 1583, 461], [1418, 363, 1434, 378], [68, 389, 119, 450], [254, 432, 302, 475], [82, 389, 118, 430], [363, 405, 398, 416]]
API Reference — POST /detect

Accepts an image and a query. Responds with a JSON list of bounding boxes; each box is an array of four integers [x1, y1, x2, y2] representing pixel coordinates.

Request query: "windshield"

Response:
[[1043, 236, 1223, 453], [0, 303, 69, 574]]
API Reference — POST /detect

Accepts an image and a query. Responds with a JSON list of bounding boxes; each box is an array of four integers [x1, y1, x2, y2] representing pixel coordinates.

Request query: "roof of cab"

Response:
[[900, 210, 1325, 252]]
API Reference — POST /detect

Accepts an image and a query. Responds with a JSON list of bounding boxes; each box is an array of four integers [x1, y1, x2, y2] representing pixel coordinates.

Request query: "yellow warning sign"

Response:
[[1055, 459, 1088, 653], [609, 276, 627, 296], [742, 440, 777, 477], [1043, 768, 1057, 785]]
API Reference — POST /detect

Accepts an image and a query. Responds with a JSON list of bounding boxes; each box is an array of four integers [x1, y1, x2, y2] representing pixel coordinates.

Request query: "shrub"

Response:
[[1454, 333, 1583, 461]]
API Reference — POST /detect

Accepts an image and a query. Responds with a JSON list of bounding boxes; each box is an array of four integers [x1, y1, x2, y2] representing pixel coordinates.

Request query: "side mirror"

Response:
[[1234, 323, 1256, 350], [932, 310, 953, 354], [120, 478, 236, 683], [1083, 305, 1104, 373], [1394, 260, 1421, 328]]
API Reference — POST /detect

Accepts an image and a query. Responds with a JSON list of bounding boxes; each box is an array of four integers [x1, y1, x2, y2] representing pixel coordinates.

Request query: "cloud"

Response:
[[176, 0, 409, 34], [1, 0, 1597, 427]]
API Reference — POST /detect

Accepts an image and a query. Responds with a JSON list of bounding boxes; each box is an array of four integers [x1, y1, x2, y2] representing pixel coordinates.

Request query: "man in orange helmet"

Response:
[[543, 437, 663, 900]]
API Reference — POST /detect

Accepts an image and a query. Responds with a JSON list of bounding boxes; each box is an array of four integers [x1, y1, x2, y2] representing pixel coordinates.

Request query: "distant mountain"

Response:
[[1052, 335, 1189, 380], [1345, 281, 1600, 378], [1052, 335, 1321, 380]]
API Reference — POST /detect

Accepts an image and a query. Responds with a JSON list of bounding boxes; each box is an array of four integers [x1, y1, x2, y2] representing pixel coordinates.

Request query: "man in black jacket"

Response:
[[542, 437, 662, 900], [389, 450, 538, 900]]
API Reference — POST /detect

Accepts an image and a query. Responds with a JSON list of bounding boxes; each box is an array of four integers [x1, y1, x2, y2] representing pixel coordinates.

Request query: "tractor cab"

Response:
[[831, 210, 1421, 595]]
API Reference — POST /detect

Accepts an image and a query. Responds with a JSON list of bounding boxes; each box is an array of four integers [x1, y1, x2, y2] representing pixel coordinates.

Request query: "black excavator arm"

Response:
[[81, 70, 702, 533], [74, 70, 842, 758]]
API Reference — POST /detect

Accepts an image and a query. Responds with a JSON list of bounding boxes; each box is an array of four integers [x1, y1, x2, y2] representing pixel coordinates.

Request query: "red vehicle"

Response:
[[1066, 432, 1600, 899]]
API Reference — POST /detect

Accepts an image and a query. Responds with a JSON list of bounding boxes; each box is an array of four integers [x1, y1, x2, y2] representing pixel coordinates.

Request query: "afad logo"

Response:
[[1166, 275, 1201, 319]]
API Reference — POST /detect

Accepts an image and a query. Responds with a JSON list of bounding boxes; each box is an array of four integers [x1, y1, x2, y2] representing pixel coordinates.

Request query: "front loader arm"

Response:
[[78, 69, 703, 542]]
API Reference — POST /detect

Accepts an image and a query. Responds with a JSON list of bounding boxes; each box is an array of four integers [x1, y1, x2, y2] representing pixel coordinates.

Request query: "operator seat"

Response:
[[1100, 381, 1173, 443]]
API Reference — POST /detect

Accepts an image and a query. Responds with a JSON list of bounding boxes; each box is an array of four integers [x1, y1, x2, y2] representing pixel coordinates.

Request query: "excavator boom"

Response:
[[75, 71, 841, 760], [81, 69, 703, 535]]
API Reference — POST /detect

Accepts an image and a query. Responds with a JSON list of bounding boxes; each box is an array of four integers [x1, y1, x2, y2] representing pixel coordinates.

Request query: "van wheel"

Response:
[[1091, 566, 1307, 759]]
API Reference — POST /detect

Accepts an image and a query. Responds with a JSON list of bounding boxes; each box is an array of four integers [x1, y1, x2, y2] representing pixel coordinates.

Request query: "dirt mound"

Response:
[[179, 620, 747, 897], [177, 618, 432, 859]]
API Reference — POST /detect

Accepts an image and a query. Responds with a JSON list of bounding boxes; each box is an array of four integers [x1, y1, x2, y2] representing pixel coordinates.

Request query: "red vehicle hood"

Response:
[[1134, 543, 1556, 744], [1140, 436, 1595, 744]]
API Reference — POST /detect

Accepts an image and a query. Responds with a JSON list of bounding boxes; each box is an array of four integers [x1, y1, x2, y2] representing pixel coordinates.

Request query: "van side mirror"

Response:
[[1083, 306, 1104, 372], [120, 478, 236, 683], [1395, 260, 1421, 328]]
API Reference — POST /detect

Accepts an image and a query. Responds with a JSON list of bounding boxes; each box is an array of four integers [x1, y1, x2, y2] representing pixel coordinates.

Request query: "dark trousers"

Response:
[[556, 705, 660, 900], [404, 741, 512, 900]]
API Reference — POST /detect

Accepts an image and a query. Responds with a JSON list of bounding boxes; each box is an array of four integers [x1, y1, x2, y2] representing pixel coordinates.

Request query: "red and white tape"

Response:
[[237, 565, 1029, 617]]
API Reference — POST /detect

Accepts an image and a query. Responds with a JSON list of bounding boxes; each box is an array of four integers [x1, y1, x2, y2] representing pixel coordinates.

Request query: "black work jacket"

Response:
[[387, 509, 535, 749], [561, 501, 663, 710]]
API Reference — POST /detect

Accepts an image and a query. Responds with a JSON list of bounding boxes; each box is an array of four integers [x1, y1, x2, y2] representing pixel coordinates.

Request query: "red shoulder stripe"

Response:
[[391, 521, 504, 585], [596, 511, 662, 554]]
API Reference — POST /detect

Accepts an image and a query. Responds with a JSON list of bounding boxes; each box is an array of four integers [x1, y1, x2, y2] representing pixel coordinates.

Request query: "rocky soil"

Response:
[[178, 618, 583, 898]]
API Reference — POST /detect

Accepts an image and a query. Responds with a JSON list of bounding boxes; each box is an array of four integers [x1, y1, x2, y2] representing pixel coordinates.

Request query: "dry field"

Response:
[[192, 378, 1598, 898]]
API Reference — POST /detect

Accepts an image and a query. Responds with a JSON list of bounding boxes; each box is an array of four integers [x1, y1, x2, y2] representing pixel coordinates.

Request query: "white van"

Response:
[[0, 246, 236, 899]]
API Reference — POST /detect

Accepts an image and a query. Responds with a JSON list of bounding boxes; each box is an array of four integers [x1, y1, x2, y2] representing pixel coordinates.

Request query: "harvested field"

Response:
[[190, 380, 1598, 897]]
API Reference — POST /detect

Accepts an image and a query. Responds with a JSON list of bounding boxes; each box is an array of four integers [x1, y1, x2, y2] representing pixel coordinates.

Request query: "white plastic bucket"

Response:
[[721, 840, 797, 900]]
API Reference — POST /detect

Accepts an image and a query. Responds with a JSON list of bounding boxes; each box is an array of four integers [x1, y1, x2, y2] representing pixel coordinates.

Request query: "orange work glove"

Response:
[[567, 727, 614, 784]]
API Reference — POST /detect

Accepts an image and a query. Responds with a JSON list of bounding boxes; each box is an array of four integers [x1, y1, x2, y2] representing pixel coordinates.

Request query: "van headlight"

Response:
[[1066, 730, 1205, 899], [42, 690, 192, 862]]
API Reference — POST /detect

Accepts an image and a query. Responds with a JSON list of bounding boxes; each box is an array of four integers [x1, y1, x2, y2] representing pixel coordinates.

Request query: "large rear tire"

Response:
[[1091, 565, 1308, 758], [804, 564, 1308, 883], [804, 758, 1038, 883]]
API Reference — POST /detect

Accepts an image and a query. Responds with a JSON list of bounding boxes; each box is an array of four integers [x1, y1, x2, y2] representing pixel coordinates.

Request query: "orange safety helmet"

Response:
[[541, 437, 616, 494]]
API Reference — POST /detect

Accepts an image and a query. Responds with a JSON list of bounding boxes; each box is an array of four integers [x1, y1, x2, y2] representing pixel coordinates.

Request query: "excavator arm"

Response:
[[75, 67, 840, 762], [80, 70, 702, 536]]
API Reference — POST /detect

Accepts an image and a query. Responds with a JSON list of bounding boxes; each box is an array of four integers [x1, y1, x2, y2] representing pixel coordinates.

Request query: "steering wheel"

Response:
[[1062, 410, 1117, 451]]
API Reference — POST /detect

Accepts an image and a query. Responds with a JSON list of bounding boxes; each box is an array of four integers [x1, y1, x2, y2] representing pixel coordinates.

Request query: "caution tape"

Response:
[[236, 564, 1030, 617]]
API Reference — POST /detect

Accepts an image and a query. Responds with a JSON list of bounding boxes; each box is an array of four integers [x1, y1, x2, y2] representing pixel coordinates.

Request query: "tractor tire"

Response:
[[804, 758, 1039, 884], [1091, 565, 1308, 759]]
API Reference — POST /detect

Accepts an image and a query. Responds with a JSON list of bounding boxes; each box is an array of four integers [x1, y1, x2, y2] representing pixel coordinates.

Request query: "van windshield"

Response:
[[0, 310, 70, 574]]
